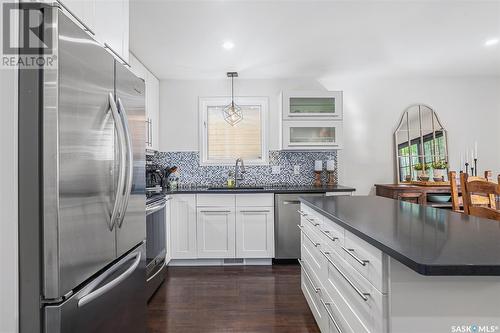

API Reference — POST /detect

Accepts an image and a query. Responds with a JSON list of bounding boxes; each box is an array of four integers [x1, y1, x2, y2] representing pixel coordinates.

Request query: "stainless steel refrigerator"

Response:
[[18, 4, 147, 332]]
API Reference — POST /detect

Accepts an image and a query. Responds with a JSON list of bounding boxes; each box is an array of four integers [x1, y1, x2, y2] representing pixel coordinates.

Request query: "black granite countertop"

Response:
[[163, 184, 355, 195], [300, 195, 500, 276]]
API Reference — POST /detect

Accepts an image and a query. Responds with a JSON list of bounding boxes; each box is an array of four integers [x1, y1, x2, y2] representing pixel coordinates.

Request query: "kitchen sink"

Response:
[[207, 186, 266, 190]]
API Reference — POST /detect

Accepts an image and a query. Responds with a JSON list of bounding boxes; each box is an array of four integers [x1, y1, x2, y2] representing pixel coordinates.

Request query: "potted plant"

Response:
[[414, 163, 430, 181], [431, 161, 448, 182]]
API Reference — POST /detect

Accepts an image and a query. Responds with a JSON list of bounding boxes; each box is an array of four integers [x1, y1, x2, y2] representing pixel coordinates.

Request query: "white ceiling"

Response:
[[130, 0, 500, 80]]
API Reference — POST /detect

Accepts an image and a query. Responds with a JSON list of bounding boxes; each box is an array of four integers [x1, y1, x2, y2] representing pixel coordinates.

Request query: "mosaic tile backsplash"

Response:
[[150, 150, 338, 187]]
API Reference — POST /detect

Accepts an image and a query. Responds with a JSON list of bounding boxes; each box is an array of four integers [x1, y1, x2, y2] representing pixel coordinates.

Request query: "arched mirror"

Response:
[[394, 104, 449, 183]]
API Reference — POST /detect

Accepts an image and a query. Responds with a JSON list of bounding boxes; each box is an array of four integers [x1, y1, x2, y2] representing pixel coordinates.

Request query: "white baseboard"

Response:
[[168, 258, 272, 266]]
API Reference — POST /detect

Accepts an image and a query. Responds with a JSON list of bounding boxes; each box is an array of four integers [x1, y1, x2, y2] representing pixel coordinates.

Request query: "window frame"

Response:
[[199, 96, 269, 166]]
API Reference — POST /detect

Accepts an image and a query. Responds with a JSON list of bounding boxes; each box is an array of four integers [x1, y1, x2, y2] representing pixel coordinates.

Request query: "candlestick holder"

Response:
[[465, 162, 469, 175], [314, 171, 322, 187], [471, 167, 475, 177], [327, 170, 337, 186], [473, 158, 478, 176]]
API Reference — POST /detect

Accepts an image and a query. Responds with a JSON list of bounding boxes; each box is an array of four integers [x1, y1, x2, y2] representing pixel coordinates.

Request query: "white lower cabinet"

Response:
[[170, 194, 275, 261], [170, 194, 197, 259], [197, 208, 235, 258], [236, 207, 274, 258]]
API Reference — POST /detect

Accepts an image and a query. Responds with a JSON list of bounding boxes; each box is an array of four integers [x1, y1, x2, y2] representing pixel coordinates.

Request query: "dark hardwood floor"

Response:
[[147, 265, 320, 333]]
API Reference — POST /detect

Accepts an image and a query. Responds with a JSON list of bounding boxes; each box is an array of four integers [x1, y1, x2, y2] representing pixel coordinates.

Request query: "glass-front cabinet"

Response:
[[281, 121, 343, 150], [282, 90, 343, 119]]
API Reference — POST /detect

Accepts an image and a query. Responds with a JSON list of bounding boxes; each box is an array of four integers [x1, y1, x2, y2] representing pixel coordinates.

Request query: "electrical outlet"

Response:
[[294, 165, 300, 175], [272, 166, 281, 174]]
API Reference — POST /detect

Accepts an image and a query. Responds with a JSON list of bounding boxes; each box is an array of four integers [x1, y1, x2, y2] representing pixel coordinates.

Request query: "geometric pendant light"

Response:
[[223, 72, 243, 126]]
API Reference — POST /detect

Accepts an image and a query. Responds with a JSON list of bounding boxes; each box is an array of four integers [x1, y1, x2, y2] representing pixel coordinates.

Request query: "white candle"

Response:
[[314, 160, 323, 171], [326, 160, 335, 171], [465, 148, 469, 164], [471, 150, 474, 163], [474, 141, 478, 159], [460, 153, 463, 170]]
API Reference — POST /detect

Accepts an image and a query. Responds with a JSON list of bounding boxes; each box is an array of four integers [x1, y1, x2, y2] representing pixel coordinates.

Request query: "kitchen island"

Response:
[[298, 195, 500, 333]]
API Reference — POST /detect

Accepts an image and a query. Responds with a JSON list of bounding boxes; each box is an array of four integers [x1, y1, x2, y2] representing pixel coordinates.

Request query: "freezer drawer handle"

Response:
[[116, 98, 134, 228], [108, 93, 127, 230], [283, 200, 301, 205], [341, 246, 370, 266], [78, 251, 142, 307]]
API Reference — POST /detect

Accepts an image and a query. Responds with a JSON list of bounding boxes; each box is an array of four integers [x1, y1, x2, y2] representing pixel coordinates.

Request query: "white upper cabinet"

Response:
[[280, 90, 344, 150], [282, 90, 343, 120], [59, 0, 129, 63], [58, 0, 96, 32], [95, 0, 129, 63], [129, 53, 160, 151]]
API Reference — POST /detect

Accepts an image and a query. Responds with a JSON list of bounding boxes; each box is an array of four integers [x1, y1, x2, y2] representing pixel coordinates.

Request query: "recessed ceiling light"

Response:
[[484, 38, 499, 47], [222, 41, 235, 50]]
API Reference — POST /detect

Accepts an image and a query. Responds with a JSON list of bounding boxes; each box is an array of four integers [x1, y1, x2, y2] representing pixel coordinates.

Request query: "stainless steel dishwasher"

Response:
[[274, 193, 325, 261]]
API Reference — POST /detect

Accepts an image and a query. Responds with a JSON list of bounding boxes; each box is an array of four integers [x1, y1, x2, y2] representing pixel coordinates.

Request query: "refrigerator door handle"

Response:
[[108, 93, 127, 230], [77, 250, 142, 308], [116, 98, 134, 228]]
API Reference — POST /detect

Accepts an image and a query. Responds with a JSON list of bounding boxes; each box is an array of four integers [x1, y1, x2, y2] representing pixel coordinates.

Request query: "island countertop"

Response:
[[300, 195, 500, 276]]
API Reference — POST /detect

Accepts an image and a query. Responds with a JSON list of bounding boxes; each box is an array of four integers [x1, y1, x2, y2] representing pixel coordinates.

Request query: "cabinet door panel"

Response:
[[236, 207, 274, 258], [197, 208, 235, 258], [171, 195, 197, 259], [60, 0, 96, 32]]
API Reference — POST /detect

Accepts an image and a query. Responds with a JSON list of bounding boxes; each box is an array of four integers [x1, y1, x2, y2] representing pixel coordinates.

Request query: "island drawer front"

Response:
[[344, 230, 388, 293], [321, 285, 364, 333], [301, 232, 325, 289], [301, 265, 328, 332], [197, 194, 235, 207], [323, 248, 388, 333], [235, 193, 274, 207], [318, 217, 345, 255]]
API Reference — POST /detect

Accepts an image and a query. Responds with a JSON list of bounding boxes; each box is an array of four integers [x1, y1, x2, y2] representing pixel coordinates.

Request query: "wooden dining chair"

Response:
[[460, 173, 500, 221], [449, 170, 494, 212]]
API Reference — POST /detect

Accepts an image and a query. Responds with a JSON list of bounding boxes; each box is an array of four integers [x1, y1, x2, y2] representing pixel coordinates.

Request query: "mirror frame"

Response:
[[394, 104, 449, 184]]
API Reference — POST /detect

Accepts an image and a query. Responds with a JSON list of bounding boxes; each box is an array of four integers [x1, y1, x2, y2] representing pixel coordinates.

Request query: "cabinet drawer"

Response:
[[197, 194, 235, 207], [322, 248, 388, 333], [301, 238, 324, 289], [321, 287, 360, 333], [343, 231, 388, 293], [300, 263, 328, 333], [236, 193, 274, 207]]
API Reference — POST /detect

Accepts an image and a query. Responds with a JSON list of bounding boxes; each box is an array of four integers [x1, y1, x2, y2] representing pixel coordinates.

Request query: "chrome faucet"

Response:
[[235, 158, 246, 187]]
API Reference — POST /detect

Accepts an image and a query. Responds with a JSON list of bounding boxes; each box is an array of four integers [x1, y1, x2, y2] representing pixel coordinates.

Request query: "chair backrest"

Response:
[[449, 170, 494, 212], [460, 173, 500, 221]]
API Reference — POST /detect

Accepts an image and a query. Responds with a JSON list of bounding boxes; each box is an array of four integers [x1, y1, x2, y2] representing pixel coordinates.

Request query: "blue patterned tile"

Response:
[[148, 150, 338, 187]]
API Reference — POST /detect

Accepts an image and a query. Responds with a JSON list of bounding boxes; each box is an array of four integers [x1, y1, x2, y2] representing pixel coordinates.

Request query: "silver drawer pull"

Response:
[[342, 246, 369, 266], [298, 259, 320, 293], [298, 225, 320, 247], [284, 200, 301, 205], [297, 210, 306, 216], [320, 229, 338, 242], [239, 210, 271, 213], [320, 250, 370, 302], [320, 298, 344, 333], [199, 210, 231, 214]]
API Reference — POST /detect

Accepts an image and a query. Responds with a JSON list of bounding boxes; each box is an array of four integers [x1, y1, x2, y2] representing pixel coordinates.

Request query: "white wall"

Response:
[[158, 78, 325, 152], [159, 76, 500, 195], [321, 76, 500, 194]]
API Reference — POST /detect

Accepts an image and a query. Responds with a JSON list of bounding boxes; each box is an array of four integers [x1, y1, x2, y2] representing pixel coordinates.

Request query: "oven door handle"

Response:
[[146, 200, 167, 215]]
